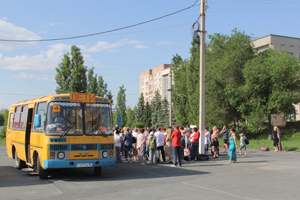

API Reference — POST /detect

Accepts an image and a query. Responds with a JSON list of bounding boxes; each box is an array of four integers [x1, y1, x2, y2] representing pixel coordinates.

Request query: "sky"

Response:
[[0, 0, 299, 110]]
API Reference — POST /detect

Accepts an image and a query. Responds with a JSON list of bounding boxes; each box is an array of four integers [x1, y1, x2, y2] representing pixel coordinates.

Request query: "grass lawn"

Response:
[[218, 136, 300, 152], [0, 138, 6, 146]]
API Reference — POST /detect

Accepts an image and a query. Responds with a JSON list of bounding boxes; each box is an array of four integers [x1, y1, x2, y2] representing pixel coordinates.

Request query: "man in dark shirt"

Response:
[[221, 126, 229, 153], [123, 128, 133, 163]]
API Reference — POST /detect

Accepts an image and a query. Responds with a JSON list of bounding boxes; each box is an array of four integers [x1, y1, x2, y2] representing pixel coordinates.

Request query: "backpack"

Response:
[[245, 138, 249, 145], [149, 137, 156, 150], [132, 137, 137, 144]]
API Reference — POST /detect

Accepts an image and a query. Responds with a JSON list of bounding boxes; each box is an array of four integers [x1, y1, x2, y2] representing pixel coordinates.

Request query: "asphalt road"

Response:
[[1, 146, 300, 200]]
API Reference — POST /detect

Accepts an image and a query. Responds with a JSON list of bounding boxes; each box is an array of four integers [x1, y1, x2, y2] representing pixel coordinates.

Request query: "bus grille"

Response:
[[71, 144, 97, 151], [100, 144, 114, 150], [50, 144, 68, 151]]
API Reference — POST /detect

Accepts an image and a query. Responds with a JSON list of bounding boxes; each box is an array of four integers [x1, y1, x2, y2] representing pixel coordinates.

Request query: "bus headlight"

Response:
[[102, 151, 108, 158], [57, 152, 65, 159]]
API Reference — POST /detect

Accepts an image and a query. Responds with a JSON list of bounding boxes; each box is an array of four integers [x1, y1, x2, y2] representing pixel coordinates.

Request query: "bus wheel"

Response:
[[14, 151, 25, 169], [37, 155, 48, 179], [94, 167, 101, 176]]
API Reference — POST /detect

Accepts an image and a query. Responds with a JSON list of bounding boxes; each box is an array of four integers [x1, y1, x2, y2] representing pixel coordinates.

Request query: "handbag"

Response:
[[192, 142, 199, 147], [184, 148, 190, 157], [212, 138, 219, 147]]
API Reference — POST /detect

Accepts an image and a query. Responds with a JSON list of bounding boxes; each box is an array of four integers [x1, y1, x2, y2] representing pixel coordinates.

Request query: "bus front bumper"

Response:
[[43, 158, 115, 169]]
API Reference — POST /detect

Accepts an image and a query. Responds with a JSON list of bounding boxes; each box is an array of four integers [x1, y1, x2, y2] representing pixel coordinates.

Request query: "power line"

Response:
[[0, 22, 192, 37], [0, 0, 198, 43]]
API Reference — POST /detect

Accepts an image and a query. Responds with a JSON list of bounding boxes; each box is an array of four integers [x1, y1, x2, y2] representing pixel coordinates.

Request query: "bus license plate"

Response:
[[77, 163, 93, 167]]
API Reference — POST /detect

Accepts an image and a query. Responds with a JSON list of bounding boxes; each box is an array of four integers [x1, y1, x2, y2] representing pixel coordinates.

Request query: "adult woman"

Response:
[[132, 128, 138, 161], [114, 128, 122, 163], [137, 128, 146, 165], [228, 128, 238, 163], [273, 126, 279, 152], [211, 126, 219, 158], [164, 127, 173, 163], [189, 128, 199, 161], [277, 127, 282, 151]]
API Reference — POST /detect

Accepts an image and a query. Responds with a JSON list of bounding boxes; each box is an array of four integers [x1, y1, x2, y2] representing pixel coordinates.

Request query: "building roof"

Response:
[[253, 34, 300, 42]]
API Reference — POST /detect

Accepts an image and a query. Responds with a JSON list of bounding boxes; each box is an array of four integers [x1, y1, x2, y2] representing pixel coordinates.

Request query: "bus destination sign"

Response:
[[70, 93, 96, 103]]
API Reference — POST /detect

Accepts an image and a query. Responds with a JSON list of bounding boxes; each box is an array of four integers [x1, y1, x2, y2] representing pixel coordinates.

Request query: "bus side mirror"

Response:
[[35, 114, 41, 127]]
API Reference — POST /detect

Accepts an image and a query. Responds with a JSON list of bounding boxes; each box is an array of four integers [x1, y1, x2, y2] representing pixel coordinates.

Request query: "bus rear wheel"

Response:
[[37, 155, 48, 179], [14, 151, 26, 169], [94, 167, 102, 176]]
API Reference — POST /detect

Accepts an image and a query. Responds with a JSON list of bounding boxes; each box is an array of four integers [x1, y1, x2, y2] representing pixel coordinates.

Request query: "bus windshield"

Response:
[[46, 102, 83, 136], [45, 102, 112, 136], [84, 103, 113, 135]]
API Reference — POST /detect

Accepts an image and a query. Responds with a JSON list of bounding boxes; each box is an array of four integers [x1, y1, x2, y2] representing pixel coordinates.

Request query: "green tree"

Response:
[[240, 49, 300, 134], [87, 67, 98, 94], [97, 76, 108, 97], [151, 90, 163, 128], [125, 107, 135, 127], [143, 101, 152, 127], [0, 114, 4, 126], [55, 45, 87, 93], [135, 93, 145, 123], [205, 29, 254, 128], [70, 45, 87, 93], [186, 40, 200, 125], [172, 54, 189, 126], [106, 91, 114, 105], [161, 97, 169, 128], [55, 53, 71, 93], [116, 85, 127, 126]]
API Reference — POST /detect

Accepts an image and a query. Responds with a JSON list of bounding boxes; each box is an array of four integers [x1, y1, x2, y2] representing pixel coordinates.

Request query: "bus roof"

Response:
[[9, 93, 110, 107]]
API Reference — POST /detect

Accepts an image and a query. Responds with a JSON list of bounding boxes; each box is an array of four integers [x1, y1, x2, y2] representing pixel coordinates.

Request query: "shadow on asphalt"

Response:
[[48, 162, 211, 182], [0, 166, 49, 188]]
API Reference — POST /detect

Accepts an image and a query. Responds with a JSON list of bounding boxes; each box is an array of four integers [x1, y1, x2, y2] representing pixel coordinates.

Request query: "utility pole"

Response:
[[199, 0, 206, 155], [169, 57, 173, 127]]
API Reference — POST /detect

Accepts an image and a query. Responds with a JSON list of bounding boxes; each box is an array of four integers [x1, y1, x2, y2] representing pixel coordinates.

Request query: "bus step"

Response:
[[22, 168, 38, 175]]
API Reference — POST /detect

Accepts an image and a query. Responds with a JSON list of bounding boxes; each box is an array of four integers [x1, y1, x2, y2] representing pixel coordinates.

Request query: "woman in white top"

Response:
[[114, 128, 122, 163]]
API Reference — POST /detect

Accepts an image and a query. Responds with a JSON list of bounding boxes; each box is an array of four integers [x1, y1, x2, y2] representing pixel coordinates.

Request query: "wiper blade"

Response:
[[97, 126, 105, 135], [60, 122, 75, 138]]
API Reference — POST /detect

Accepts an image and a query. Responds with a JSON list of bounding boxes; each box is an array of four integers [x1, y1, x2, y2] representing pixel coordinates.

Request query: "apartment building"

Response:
[[140, 64, 171, 103], [252, 34, 300, 123]]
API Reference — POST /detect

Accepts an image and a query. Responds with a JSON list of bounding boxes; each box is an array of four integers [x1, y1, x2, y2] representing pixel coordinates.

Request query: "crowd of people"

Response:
[[113, 124, 251, 166]]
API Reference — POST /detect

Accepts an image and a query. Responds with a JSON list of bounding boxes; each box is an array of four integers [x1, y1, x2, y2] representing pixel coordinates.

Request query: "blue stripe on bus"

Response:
[[43, 158, 115, 169]]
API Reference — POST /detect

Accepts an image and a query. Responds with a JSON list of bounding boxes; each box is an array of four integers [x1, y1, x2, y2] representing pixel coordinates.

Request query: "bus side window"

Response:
[[8, 113, 13, 130], [33, 102, 47, 132], [12, 106, 21, 130]]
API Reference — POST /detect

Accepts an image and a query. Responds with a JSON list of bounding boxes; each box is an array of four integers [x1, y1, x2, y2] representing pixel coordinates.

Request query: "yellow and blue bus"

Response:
[[6, 93, 115, 179]]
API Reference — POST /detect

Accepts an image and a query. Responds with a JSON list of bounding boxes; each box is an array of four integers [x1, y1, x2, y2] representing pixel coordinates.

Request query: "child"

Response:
[[239, 133, 247, 156], [148, 132, 157, 165]]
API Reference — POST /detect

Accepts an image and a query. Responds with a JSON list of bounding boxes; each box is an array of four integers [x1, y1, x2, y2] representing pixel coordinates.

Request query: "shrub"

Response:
[[0, 126, 6, 138], [131, 122, 144, 128]]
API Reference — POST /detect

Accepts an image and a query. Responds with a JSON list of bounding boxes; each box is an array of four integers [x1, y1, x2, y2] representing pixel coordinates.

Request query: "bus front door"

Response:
[[25, 108, 33, 164]]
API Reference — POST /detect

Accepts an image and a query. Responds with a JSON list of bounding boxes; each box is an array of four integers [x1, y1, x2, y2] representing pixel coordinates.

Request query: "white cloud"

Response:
[[79, 39, 144, 52], [135, 44, 149, 49], [0, 43, 70, 71], [15, 72, 50, 81], [2, 17, 8, 20], [157, 41, 173, 45], [50, 22, 68, 26], [0, 19, 41, 51], [0, 39, 145, 71]]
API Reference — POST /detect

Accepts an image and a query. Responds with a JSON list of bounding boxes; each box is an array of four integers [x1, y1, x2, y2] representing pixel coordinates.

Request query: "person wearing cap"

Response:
[[239, 133, 247, 156], [148, 131, 157, 165], [155, 127, 166, 162], [171, 125, 182, 167]]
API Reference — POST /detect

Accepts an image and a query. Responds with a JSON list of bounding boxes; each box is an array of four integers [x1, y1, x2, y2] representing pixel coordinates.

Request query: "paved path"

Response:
[[1, 146, 299, 200]]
